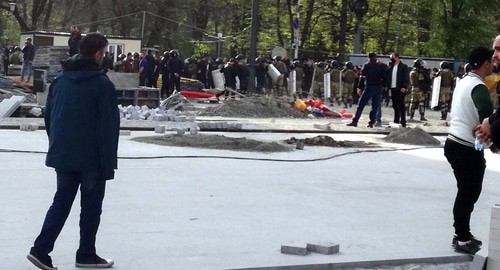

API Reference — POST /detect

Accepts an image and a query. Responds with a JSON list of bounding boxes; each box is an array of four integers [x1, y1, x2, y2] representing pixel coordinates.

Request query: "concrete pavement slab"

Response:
[[0, 130, 498, 269]]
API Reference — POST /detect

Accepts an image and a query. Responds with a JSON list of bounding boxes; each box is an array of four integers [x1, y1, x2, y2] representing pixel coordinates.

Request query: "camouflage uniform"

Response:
[[342, 68, 357, 108], [275, 60, 287, 95], [439, 68, 454, 119], [410, 69, 428, 120], [313, 66, 326, 98], [330, 68, 341, 104]]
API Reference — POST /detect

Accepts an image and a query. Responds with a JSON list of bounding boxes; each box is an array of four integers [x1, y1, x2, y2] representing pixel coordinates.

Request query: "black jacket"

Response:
[[358, 59, 386, 89], [45, 55, 120, 180], [386, 62, 409, 89]]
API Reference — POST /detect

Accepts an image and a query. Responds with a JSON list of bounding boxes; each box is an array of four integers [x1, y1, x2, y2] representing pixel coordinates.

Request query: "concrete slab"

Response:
[[0, 130, 498, 270], [0, 95, 26, 118]]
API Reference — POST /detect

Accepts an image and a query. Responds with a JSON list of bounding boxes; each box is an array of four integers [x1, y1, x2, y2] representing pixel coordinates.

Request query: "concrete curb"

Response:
[[228, 255, 472, 270]]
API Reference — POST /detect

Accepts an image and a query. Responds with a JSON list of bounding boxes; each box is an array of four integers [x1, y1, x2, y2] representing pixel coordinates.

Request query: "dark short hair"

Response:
[[78, 32, 109, 56], [391, 52, 400, 58], [368, 52, 377, 59], [468, 46, 494, 70]]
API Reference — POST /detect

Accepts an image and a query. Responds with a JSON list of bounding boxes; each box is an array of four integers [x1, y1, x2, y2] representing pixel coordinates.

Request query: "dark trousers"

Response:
[[170, 74, 181, 93], [161, 74, 170, 97], [139, 74, 147, 86], [391, 88, 407, 126], [352, 86, 382, 125], [444, 139, 485, 241], [32, 171, 106, 255]]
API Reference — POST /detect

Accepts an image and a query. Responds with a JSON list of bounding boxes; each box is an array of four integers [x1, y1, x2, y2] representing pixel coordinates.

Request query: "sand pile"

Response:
[[200, 95, 306, 118], [384, 127, 441, 146]]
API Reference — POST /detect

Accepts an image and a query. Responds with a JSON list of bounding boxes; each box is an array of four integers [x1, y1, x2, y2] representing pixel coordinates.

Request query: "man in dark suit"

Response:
[[386, 52, 409, 127]]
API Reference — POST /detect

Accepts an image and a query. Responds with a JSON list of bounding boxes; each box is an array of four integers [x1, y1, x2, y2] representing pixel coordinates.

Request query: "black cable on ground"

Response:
[[0, 146, 442, 163]]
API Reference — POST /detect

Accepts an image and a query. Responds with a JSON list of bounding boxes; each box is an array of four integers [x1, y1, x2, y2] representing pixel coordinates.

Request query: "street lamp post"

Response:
[[8, 2, 17, 46], [247, 0, 259, 92]]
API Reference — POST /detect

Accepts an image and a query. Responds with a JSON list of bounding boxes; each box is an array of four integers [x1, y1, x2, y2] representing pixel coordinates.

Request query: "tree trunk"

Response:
[[380, 0, 395, 54], [338, 0, 348, 54], [275, 0, 284, 47], [300, 0, 315, 48]]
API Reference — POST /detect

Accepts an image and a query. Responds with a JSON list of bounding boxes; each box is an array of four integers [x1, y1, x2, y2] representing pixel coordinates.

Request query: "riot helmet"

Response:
[[273, 55, 282, 62], [440, 61, 450, 69], [413, 58, 425, 69], [330, 60, 339, 69], [169, 50, 179, 58], [345, 61, 354, 69]]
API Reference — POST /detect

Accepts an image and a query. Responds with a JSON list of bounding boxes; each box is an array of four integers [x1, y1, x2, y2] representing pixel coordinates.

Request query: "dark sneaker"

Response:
[[76, 253, 114, 268], [366, 123, 374, 128], [454, 240, 480, 255], [452, 235, 482, 247], [420, 116, 428, 121], [346, 122, 357, 127], [27, 248, 57, 270]]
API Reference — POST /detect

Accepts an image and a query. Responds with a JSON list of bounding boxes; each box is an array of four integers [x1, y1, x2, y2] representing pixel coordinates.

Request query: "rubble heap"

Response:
[[285, 135, 377, 148], [384, 127, 441, 146], [133, 134, 291, 152], [0, 76, 37, 103], [201, 95, 306, 118]]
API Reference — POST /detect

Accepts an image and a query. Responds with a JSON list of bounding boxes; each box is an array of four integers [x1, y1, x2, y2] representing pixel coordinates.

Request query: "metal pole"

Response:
[[141, 11, 146, 39], [247, 0, 259, 92]]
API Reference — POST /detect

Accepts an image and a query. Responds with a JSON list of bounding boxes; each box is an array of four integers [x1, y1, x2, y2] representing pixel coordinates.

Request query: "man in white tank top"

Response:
[[444, 46, 494, 255]]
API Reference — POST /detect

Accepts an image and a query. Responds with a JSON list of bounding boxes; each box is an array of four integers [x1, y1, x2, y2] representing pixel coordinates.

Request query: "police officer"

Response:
[[342, 61, 357, 108], [160, 51, 170, 98], [168, 50, 183, 95], [313, 62, 327, 98], [274, 55, 287, 95], [410, 59, 431, 121], [347, 52, 386, 128], [329, 60, 342, 105], [439, 61, 454, 120]]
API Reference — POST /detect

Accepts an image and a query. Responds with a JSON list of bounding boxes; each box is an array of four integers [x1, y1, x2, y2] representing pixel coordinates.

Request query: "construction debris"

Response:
[[201, 95, 306, 118], [285, 135, 377, 148], [133, 134, 292, 153], [0, 96, 26, 118], [384, 127, 441, 146]]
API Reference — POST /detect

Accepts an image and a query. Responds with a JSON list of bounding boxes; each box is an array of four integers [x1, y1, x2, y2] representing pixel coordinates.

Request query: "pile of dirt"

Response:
[[285, 135, 378, 148], [133, 134, 292, 152], [383, 127, 441, 146], [200, 95, 306, 118]]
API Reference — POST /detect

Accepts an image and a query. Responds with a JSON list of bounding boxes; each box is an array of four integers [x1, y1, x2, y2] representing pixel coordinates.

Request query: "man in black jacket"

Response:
[[168, 50, 183, 95], [27, 33, 119, 270], [68, 26, 82, 57], [386, 52, 409, 127], [21, 37, 35, 82], [347, 52, 387, 128]]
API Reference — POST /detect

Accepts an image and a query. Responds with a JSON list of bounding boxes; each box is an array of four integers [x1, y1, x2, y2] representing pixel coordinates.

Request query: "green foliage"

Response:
[[3, 0, 500, 59]]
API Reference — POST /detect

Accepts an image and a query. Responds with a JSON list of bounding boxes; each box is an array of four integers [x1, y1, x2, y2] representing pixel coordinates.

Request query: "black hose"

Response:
[[0, 146, 441, 163]]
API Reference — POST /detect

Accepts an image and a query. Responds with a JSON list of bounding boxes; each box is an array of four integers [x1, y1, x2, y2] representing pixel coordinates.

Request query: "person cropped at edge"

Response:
[[27, 32, 119, 270], [476, 35, 500, 148], [346, 52, 386, 128], [445, 46, 494, 255]]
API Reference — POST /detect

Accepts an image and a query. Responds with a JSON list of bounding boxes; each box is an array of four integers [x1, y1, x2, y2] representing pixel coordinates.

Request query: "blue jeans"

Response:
[[21, 60, 33, 81], [352, 85, 382, 124], [32, 171, 106, 255]]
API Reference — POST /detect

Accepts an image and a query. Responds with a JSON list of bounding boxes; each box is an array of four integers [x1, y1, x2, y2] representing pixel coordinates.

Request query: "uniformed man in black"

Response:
[[347, 52, 386, 127]]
